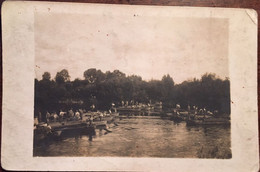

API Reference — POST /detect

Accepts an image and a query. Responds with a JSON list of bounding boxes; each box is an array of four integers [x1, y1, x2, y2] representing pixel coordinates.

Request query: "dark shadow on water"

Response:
[[34, 128, 97, 149], [173, 120, 183, 126], [185, 123, 230, 132]]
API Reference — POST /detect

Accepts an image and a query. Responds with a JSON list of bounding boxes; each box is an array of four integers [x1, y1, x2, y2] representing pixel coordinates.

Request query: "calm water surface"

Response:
[[34, 116, 231, 158]]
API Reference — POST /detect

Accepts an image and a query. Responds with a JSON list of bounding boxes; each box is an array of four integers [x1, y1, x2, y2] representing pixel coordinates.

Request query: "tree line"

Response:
[[34, 68, 230, 116]]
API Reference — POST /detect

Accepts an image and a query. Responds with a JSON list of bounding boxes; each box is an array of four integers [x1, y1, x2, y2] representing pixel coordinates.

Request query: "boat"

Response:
[[117, 102, 162, 116], [34, 109, 120, 141], [160, 112, 173, 119], [93, 120, 107, 129], [171, 109, 190, 121], [34, 117, 95, 140], [117, 106, 144, 115], [49, 120, 91, 131], [34, 123, 52, 142]]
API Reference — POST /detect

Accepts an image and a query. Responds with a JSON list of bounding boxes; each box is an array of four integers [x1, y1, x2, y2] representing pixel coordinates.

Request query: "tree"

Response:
[[35, 69, 231, 115], [161, 74, 175, 108], [83, 68, 105, 83], [146, 80, 163, 102], [55, 69, 70, 84], [106, 70, 126, 80], [162, 74, 174, 87], [42, 72, 51, 80]]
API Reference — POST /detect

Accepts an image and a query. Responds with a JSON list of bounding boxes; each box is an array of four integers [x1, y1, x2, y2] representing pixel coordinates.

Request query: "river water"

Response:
[[34, 116, 231, 158]]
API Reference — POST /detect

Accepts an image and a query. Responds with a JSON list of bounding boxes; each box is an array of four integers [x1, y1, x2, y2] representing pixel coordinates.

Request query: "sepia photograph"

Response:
[[33, 9, 231, 158], [2, 1, 258, 171]]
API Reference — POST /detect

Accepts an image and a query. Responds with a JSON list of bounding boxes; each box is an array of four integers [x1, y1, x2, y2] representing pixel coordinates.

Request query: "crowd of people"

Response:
[[36, 109, 85, 124], [35, 104, 118, 125], [176, 104, 217, 116]]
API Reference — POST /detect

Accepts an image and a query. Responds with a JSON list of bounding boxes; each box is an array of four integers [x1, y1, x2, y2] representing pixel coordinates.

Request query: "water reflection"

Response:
[[34, 116, 231, 158]]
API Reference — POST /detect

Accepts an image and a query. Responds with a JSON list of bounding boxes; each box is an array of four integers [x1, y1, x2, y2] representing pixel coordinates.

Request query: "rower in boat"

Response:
[[99, 112, 103, 121], [46, 111, 51, 123], [68, 109, 74, 120], [75, 111, 81, 120], [79, 109, 83, 120], [52, 112, 58, 122], [59, 110, 66, 121]]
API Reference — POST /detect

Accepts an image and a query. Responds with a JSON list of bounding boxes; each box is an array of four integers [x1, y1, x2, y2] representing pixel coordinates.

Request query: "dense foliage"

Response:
[[35, 69, 230, 116]]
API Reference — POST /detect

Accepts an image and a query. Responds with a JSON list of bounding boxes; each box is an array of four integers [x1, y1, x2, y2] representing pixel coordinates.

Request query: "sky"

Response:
[[35, 12, 229, 84]]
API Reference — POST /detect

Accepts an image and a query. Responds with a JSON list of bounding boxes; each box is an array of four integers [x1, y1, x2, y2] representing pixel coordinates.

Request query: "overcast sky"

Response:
[[35, 12, 229, 84]]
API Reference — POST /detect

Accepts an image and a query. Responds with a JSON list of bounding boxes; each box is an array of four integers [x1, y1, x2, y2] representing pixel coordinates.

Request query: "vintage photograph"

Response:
[[33, 11, 231, 158]]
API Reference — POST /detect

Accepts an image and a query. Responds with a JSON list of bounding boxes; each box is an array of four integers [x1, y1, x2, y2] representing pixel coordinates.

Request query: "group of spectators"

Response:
[[37, 109, 85, 123], [176, 104, 217, 116]]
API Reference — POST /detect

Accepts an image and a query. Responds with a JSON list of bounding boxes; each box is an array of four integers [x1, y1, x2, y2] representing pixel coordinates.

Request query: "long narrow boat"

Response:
[[49, 120, 91, 131]]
